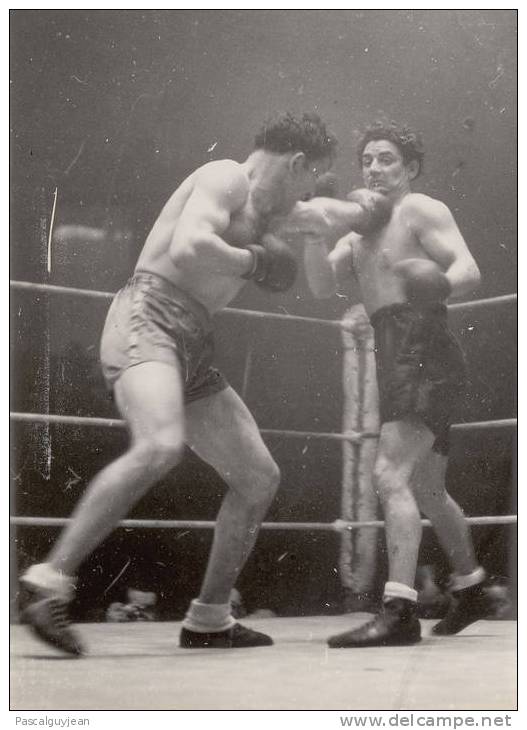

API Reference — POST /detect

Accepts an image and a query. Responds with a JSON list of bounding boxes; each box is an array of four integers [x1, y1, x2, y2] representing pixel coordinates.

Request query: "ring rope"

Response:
[[448, 293, 517, 312], [9, 412, 517, 440], [10, 515, 517, 530], [9, 411, 517, 443], [10, 281, 517, 536], [10, 280, 517, 326], [10, 280, 340, 328]]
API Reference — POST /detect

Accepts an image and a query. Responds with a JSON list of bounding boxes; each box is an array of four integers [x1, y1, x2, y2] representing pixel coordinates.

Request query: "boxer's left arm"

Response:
[[270, 198, 339, 298], [405, 194, 481, 297], [298, 191, 392, 239]]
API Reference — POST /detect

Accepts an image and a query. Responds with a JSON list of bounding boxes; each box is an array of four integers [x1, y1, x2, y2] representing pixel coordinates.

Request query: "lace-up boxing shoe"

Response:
[[432, 581, 495, 635], [180, 622, 273, 648], [22, 596, 84, 656], [328, 598, 421, 648]]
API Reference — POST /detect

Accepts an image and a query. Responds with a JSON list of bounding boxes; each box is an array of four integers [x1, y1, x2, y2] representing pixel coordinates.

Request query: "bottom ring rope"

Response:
[[10, 515, 517, 531]]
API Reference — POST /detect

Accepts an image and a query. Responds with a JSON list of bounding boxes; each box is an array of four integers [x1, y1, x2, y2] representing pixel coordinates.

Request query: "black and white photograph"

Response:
[[9, 8, 518, 717]]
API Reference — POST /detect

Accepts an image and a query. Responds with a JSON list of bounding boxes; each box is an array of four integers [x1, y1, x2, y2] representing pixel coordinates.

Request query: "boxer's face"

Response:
[[361, 140, 417, 196]]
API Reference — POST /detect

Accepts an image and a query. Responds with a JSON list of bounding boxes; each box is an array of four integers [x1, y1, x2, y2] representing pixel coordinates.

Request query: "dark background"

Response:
[[10, 10, 516, 619]]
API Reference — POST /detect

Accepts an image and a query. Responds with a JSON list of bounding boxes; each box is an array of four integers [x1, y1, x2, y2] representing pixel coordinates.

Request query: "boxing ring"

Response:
[[9, 280, 517, 711]]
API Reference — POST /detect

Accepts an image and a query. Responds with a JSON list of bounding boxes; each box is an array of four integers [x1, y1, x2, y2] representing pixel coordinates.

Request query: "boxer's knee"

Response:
[[133, 428, 184, 474], [373, 456, 410, 504], [415, 484, 450, 517], [230, 457, 281, 512]]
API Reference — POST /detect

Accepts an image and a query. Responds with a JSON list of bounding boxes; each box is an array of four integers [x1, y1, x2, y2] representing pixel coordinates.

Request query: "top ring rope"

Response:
[[10, 280, 517, 326], [9, 280, 340, 328]]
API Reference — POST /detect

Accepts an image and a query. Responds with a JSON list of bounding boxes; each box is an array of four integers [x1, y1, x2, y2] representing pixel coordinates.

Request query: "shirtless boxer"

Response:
[[303, 121, 493, 646], [21, 112, 340, 654]]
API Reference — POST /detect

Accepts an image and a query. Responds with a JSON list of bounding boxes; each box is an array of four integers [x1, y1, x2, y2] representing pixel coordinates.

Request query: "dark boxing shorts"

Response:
[[370, 303, 467, 455], [100, 272, 228, 403]]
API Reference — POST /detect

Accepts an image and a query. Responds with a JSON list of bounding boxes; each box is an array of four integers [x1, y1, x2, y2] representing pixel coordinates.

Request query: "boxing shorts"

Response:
[[100, 272, 228, 403], [370, 302, 467, 455]]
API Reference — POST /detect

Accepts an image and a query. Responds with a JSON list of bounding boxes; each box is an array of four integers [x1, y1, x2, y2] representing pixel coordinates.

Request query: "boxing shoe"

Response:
[[180, 622, 273, 648], [328, 598, 421, 648], [22, 596, 84, 656], [20, 563, 83, 655], [432, 581, 495, 635]]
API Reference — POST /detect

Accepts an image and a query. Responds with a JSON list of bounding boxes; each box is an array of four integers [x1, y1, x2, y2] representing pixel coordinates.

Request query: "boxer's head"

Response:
[[357, 121, 424, 196], [254, 112, 337, 211]]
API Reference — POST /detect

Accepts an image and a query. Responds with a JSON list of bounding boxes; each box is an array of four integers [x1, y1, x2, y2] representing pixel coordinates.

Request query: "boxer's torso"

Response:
[[135, 161, 267, 314], [352, 193, 435, 316]]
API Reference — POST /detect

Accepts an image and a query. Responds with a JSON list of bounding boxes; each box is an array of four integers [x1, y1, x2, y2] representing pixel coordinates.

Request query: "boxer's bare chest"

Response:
[[355, 210, 422, 280], [352, 208, 424, 312], [224, 199, 268, 249]]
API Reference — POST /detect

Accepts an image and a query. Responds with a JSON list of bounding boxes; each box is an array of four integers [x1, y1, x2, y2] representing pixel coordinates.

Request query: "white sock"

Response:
[[384, 581, 418, 603], [20, 563, 76, 600], [182, 599, 236, 633], [450, 566, 486, 591]]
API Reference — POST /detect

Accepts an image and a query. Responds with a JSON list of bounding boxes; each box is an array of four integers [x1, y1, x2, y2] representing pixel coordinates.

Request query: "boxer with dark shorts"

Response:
[[302, 120, 494, 647]]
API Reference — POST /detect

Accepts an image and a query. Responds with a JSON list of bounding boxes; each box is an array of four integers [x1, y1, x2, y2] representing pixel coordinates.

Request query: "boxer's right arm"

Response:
[[328, 232, 357, 289], [169, 163, 254, 277]]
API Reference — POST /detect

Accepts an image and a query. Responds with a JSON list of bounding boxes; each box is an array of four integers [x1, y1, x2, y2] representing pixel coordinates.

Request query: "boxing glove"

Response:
[[346, 188, 393, 235], [242, 235, 297, 292], [313, 172, 339, 199], [393, 258, 452, 303]]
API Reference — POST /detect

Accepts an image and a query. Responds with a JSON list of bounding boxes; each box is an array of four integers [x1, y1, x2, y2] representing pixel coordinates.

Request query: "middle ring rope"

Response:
[[10, 515, 518, 531], [9, 411, 517, 441]]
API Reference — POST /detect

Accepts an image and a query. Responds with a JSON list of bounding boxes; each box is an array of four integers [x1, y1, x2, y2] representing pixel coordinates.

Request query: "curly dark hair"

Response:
[[357, 120, 425, 177], [254, 112, 337, 163]]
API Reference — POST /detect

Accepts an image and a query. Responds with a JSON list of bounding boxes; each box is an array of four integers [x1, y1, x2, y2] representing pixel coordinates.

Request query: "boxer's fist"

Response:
[[242, 235, 297, 292], [346, 188, 393, 235], [394, 258, 452, 303]]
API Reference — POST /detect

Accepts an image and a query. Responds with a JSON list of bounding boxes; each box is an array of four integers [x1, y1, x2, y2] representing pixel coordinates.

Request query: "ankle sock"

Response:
[[182, 599, 236, 633], [450, 566, 486, 592], [384, 581, 418, 603], [22, 563, 76, 599]]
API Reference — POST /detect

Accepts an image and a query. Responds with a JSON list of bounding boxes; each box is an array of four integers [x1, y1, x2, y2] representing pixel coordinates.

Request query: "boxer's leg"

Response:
[[413, 451, 492, 634], [328, 418, 433, 648], [21, 361, 186, 654], [179, 386, 279, 648]]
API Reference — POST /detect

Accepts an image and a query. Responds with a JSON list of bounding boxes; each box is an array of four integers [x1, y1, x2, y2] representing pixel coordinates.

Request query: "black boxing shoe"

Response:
[[328, 598, 421, 648], [432, 581, 494, 635], [180, 622, 273, 648], [22, 596, 84, 656]]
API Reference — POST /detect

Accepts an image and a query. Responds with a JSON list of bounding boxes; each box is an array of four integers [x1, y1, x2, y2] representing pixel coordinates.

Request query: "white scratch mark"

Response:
[[488, 65, 504, 88], [64, 467, 82, 492], [103, 558, 131, 596], [47, 187, 58, 274], [207, 141, 218, 153], [64, 140, 86, 175]]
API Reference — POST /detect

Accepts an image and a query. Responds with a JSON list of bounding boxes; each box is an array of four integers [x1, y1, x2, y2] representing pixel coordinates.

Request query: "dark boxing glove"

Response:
[[313, 172, 339, 199], [242, 235, 297, 292], [393, 258, 452, 303], [346, 188, 393, 236]]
